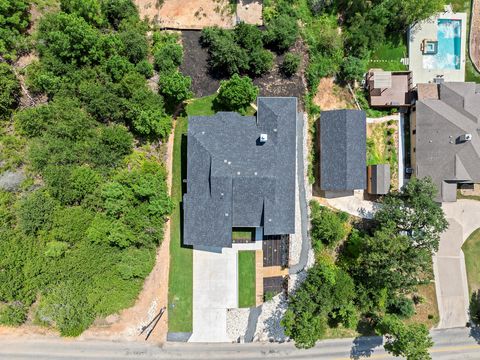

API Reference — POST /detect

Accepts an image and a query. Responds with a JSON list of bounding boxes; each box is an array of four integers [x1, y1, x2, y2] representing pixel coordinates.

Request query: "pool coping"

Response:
[[408, 11, 467, 86]]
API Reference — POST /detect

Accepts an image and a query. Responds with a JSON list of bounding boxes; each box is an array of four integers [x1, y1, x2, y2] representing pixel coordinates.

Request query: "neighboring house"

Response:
[[319, 110, 367, 196], [183, 97, 297, 249], [411, 82, 480, 202], [367, 164, 391, 195], [366, 69, 413, 108]]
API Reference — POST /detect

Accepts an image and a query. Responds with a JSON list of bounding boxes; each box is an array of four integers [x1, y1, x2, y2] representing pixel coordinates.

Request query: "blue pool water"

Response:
[[423, 19, 462, 70]]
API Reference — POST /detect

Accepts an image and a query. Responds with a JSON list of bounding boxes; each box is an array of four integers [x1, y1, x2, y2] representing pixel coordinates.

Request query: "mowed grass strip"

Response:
[[462, 228, 480, 295], [168, 116, 193, 332], [238, 250, 256, 308]]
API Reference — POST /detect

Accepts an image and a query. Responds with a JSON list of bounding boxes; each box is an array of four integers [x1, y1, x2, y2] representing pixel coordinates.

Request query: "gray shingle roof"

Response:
[[319, 110, 367, 191], [414, 82, 480, 202], [183, 97, 297, 248]]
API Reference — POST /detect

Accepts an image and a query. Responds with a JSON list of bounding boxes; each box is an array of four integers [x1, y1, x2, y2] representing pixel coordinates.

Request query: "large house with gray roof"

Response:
[[183, 97, 297, 248], [319, 110, 367, 196], [411, 82, 480, 202]]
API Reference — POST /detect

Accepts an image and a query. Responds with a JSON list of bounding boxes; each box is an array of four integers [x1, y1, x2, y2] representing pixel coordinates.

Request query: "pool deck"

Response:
[[408, 11, 467, 86]]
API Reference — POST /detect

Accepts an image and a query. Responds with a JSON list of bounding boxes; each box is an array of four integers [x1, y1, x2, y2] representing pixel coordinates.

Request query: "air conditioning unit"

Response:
[[260, 133, 268, 143], [459, 133, 472, 142]]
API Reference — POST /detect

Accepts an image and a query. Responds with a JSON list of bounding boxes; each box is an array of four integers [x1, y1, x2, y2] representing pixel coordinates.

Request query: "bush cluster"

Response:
[[201, 23, 274, 77], [0, 0, 175, 336]]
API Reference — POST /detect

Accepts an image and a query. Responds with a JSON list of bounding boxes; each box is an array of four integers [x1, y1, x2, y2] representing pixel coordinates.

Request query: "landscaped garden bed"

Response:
[[238, 251, 256, 308], [366, 120, 399, 189]]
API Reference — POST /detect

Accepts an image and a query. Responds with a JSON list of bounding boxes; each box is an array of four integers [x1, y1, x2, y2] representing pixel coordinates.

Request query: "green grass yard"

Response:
[[462, 228, 480, 295], [185, 94, 216, 116], [232, 228, 255, 241], [167, 116, 193, 332], [368, 42, 408, 71], [238, 251, 256, 308]]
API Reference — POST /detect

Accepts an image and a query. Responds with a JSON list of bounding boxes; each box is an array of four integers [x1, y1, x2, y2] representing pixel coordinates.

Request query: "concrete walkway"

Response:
[[434, 200, 480, 328], [325, 191, 380, 219]]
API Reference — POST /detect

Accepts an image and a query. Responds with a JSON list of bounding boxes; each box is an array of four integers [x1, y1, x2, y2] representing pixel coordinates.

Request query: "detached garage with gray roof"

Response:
[[319, 110, 367, 193], [183, 97, 298, 248]]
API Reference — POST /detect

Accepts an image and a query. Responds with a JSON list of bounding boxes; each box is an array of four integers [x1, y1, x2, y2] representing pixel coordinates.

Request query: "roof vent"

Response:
[[260, 133, 268, 143], [460, 133, 472, 142]]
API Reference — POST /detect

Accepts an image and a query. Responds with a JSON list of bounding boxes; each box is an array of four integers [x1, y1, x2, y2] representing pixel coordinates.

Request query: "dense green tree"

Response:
[[132, 109, 172, 138], [159, 70, 192, 104], [281, 53, 300, 77], [376, 315, 433, 359], [0, 63, 20, 120], [263, 14, 299, 52], [215, 74, 258, 113], [0, 0, 30, 58], [282, 261, 356, 348], [308, 0, 334, 14], [344, 226, 432, 311], [105, 55, 134, 82], [339, 56, 367, 83], [135, 59, 153, 78], [37, 12, 103, 66], [119, 28, 148, 64], [101, 0, 138, 30], [208, 35, 249, 75], [374, 177, 448, 253], [60, 0, 104, 27]]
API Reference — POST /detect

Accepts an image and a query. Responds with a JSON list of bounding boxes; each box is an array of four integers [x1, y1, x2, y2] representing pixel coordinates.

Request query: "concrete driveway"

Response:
[[434, 200, 480, 328], [189, 247, 238, 342]]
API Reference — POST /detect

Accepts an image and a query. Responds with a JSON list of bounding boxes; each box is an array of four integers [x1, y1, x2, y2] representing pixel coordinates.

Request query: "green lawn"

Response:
[[167, 116, 193, 332], [238, 251, 256, 308], [185, 94, 216, 116], [462, 228, 480, 295], [366, 122, 398, 188], [368, 42, 408, 71], [232, 227, 255, 241], [185, 94, 256, 117]]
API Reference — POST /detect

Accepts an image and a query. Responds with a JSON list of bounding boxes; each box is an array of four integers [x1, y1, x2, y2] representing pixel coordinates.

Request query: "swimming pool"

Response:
[[423, 19, 462, 70]]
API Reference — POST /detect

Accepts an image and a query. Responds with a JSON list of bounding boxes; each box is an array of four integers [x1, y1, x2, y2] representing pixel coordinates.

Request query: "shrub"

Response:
[[132, 109, 172, 138], [208, 35, 249, 76], [281, 53, 300, 77], [310, 201, 347, 249], [215, 74, 258, 113], [0, 303, 27, 326], [105, 55, 134, 82], [308, 0, 334, 14], [0, 0, 30, 59], [263, 14, 298, 52], [0, 63, 20, 120], [470, 290, 480, 324], [119, 28, 148, 64], [154, 43, 183, 73], [17, 190, 58, 236], [135, 60, 154, 78], [248, 48, 274, 76], [60, 0, 105, 27], [158, 71, 193, 105], [387, 295, 415, 319]]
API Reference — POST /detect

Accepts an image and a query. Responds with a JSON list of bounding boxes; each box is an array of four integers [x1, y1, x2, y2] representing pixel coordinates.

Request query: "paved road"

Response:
[[1, 328, 479, 359]]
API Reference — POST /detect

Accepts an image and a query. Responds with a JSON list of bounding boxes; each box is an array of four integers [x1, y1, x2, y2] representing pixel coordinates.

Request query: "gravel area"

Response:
[[0, 170, 25, 191], [226, 308, 250, 343], [253, 294, 288, 342]]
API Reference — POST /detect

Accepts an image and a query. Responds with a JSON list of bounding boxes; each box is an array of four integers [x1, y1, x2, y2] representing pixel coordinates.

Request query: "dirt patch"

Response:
[[313, 78, 355, 111], [181, 32, 307, 106], [237, 0, 263, 25], [180, 31, 221, 97], [135, 0, 235, 29]]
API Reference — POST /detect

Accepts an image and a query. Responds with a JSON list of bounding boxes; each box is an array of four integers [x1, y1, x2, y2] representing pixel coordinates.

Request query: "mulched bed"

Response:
[[180, 31, 307, 108]]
